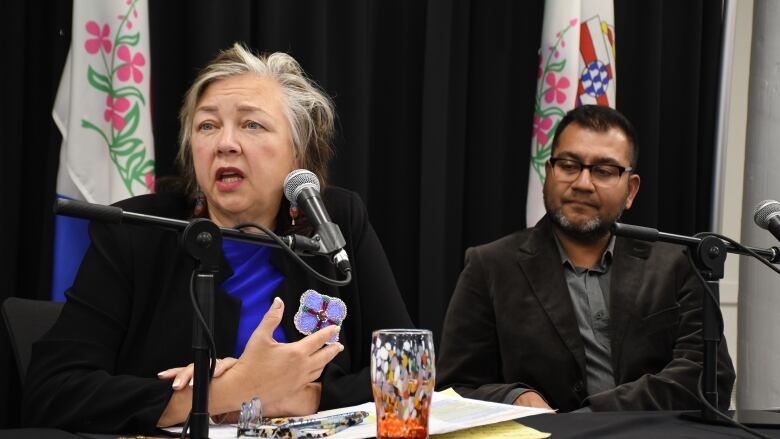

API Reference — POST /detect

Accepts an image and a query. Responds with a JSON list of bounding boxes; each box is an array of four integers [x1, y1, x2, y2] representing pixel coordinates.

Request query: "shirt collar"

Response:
[[553, 232, 616, 273]]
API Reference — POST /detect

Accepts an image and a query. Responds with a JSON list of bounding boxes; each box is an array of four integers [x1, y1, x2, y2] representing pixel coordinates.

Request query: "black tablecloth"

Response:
[[521, 411, 780, 439]]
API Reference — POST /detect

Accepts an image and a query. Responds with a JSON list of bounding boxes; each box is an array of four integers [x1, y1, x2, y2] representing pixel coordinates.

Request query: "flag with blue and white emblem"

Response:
[[526, 0, 616, 227]]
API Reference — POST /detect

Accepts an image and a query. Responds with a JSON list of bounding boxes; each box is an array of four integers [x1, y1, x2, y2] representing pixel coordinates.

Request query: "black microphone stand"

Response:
[[613, 223, 780, 428], [181, 219, 222, 439]]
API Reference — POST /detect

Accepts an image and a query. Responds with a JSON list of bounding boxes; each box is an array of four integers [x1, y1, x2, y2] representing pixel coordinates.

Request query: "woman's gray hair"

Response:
[[177, 43, 335, 196]]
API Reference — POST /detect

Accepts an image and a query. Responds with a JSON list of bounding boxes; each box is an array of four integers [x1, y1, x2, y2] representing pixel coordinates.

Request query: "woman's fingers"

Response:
[[158, 366, 191, 388], [157, 367, 186, 379], [298, 325, 342, 354], [175, 365, 195, 389], [158, 357, 237, 390], [213, 357, 238, 378]]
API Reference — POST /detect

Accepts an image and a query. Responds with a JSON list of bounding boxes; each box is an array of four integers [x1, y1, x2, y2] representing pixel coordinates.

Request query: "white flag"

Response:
[[52, 0, 154, 300], [525, 0, 616, 227]]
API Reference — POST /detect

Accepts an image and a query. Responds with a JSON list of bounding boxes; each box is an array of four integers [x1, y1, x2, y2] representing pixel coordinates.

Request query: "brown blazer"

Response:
[[437, 216, 735, 412]]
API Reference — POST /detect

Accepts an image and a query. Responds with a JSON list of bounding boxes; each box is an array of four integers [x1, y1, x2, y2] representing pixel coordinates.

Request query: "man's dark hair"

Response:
[[550, 105, 639, 168]]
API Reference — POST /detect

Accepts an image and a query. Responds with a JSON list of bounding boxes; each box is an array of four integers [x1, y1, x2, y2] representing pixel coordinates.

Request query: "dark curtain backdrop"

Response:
[[0, 0, 722, 427]]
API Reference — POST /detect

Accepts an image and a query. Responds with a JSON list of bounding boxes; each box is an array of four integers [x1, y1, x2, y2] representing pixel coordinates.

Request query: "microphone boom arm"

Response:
[[613, 222, 780, 263], [54, 198, 323, 255]]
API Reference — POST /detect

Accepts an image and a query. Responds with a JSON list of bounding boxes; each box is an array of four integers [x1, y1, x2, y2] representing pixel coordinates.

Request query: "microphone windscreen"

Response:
[[753, 200, 780, 229], [284, 169, 320, 203]]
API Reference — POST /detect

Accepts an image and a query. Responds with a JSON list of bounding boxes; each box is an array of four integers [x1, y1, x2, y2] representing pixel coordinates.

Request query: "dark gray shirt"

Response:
[[554, 234, 616, 398]]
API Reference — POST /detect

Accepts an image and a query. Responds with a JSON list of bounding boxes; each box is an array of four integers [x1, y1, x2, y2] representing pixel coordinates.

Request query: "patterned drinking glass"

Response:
[[371, 329, 435, 439]]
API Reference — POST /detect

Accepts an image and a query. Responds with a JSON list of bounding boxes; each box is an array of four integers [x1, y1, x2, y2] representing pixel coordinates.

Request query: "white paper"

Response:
[[167, 391, 553, 438]]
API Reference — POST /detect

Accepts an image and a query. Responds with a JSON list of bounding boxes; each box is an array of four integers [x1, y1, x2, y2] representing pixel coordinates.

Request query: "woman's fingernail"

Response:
[[157, 371, 165, 377], [172, 379, 181, 389], [338, 343, 345, 351], [272, 297, 282, 309], [189, 379, 194, 387]]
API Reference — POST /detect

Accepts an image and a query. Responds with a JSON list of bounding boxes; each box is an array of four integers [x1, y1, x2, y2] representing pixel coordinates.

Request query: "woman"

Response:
[[22, 43, 413, 434]]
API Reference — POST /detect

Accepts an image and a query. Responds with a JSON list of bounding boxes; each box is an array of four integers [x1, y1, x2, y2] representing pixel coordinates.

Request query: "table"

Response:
[[4, 411, 780, 438], [521, 411, 780, 438]]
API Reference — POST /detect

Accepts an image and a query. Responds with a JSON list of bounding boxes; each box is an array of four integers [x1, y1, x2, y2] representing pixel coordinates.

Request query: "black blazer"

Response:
[[437, 216, 735, 412], [22, 187, 413, 434]]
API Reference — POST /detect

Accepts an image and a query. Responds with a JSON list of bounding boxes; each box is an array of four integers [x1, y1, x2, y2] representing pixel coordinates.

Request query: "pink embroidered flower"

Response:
[[104, 95, 131, 130], [544, 72, 570, 105], [117, 45, 145, 83], [84, 21, 111, 54], [533, 114, 554, 145], [145, 173, 156, 193]]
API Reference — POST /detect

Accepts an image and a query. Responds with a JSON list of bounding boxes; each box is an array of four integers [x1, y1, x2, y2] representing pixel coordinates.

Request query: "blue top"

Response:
[[222, 240, 287, 357]]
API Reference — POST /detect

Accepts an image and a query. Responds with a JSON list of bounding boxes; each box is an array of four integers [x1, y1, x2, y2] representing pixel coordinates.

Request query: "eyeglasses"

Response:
[[549, 157, 633, 188]]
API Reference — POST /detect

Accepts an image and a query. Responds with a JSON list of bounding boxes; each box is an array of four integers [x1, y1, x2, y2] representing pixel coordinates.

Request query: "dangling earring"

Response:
[[289, 202, 300, 226], [194, 190, 205, 217]]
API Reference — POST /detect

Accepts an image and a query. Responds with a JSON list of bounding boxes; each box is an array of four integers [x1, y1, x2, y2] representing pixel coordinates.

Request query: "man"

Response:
[[437, 105, 735, 412]]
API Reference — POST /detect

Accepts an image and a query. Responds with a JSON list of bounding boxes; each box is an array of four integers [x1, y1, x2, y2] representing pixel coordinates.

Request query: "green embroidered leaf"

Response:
[[111, 137, 143, 156], [113, 86, 146, 105], [547, 59, 566, 72], [539, 107, 566, 118], [87, 65, 111, 94], [116, 102, 140, 142], [134, 160, 155, 179], [125, 149, 146, 176], [117, 32, 140, 47], [81, 119, 110, 145]]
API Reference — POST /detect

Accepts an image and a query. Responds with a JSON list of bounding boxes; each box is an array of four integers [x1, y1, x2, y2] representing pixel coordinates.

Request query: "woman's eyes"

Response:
[[198, 121, 215, 131], [196, 120, 265, 131]]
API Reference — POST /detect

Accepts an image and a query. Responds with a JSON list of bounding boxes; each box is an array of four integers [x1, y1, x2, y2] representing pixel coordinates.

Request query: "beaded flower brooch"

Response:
[[293, 290, 347, 344]]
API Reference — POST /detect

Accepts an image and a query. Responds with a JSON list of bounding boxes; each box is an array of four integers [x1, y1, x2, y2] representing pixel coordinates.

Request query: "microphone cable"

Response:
[[233, 221, 352, 286]]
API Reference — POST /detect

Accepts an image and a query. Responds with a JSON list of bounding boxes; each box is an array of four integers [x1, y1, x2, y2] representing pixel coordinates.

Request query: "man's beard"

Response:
[[547, 207, 616, 243]]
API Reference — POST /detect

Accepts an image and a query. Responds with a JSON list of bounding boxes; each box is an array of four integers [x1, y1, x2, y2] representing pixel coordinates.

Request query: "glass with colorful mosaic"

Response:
[[370, 329, 435, 439]]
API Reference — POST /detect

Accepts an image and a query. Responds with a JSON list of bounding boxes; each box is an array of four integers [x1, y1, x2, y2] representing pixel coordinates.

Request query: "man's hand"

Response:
[[513, 391, 553, 411]]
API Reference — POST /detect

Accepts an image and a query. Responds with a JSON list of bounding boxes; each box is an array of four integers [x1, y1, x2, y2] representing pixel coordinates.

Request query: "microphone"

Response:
[[283, 169, 351, 273], [754, 200, 780, 242]]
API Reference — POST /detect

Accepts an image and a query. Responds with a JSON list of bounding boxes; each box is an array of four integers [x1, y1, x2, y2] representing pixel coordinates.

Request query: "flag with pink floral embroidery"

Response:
[[52, 0, 154, 301], [525, 0, 616, 227]]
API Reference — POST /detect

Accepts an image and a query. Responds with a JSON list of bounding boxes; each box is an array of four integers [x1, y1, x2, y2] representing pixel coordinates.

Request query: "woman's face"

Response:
[[191, 74, 296, 228]]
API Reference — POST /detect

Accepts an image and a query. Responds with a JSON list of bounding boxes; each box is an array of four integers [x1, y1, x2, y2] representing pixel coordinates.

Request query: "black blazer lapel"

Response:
[[608, 237, 650, 373], [517, 217, 587, 378]]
